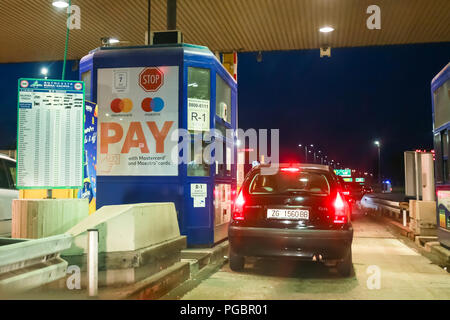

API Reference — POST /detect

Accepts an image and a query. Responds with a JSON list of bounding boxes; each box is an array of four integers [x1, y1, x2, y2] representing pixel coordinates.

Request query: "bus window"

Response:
[[433, 79, 450, 130], [444, 130, 450, 183], [434, 132, 443, 184]]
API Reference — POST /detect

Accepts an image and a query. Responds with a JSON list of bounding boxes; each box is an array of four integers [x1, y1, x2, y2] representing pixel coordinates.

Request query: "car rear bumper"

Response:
[[229, 225, 353, 261]]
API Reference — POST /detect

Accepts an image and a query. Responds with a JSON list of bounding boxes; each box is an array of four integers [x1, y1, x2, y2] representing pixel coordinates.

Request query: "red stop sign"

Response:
[[139, 67, 164, 92]]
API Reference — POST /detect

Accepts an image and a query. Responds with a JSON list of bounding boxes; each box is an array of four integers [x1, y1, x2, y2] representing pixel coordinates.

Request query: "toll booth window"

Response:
[[216, 74, 231, 124], [216, 140, 232, 177], [187, 67, 211, 176], [188, 67, 210, 101], [81, 71, 91, 102], [433, 79, 450, 130], [188, 136, 210, 177]]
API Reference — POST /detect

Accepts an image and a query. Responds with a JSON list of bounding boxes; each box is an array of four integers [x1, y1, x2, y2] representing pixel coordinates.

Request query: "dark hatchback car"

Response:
[[228, 163, 354, 276]]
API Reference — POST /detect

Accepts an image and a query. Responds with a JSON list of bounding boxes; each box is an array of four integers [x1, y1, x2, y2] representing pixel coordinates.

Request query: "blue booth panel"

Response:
[[79, 44, 237, 247]]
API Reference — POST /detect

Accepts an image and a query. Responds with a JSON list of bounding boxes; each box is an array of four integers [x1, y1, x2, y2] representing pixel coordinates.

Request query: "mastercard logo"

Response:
[[110, 98, 133, 113], [141, 97, 165, 112]]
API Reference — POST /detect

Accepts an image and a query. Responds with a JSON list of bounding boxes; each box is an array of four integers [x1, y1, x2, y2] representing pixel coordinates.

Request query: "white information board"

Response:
[[188, 98, 210, 131], [191, 183, 207, 208], [97, 66, 179, 176], [17, 79, 85, 189]]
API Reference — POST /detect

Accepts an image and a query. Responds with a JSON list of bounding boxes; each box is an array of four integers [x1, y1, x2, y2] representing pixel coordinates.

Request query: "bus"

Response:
[[431, 62, 450, 248]]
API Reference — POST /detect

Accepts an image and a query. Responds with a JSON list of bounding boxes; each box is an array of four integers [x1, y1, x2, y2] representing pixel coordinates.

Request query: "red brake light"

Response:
[[334, 192, 345, 209], [233, 191, 245, 221], [281, 167, 300, 173], [333, 193, 347, 224]]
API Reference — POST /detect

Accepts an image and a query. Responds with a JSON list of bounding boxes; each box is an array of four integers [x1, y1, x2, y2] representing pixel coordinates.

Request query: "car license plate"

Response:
[[267, 209, 309, 220]]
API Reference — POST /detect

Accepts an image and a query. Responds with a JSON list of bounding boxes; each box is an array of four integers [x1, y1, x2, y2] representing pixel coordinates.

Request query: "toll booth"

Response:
[[381, 180, 392, 193], [431, 62, 450, 248], [79, 44, 238, 247]]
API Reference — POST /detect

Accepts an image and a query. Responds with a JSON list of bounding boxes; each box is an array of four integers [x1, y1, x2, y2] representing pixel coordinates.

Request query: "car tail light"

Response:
[[333, 192, 347, 224], [233, 191, 245, 221], [280, 167, 300, 173], [342, 191, 350, 196]]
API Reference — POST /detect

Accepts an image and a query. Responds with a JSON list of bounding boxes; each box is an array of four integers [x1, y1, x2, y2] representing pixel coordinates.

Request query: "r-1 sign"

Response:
[[188, 98, 210, 131]]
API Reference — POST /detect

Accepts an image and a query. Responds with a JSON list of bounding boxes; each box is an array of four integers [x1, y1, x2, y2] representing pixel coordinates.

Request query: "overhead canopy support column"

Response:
[[167, 0, 177, 30]]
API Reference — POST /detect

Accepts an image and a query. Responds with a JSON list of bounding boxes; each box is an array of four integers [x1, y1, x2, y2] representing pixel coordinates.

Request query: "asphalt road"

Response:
[[181, 209, 450, 300]]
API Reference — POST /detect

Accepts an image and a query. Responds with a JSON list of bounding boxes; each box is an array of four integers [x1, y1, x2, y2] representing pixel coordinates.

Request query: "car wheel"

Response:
[[229, 252, 245, 271], [337, 248, 353, 277]]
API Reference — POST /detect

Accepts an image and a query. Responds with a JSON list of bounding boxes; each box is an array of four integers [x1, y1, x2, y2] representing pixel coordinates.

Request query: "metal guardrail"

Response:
[[361, 195, 402, 213], [361, 195, 410, 226], [0, 234, 73, 294], [0, 234, 72, 269]]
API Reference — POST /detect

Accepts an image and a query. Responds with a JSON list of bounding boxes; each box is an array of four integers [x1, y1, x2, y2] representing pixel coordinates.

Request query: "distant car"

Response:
[[362, 185, 373, 194], [346, 182, 365, 202], [228, 163, 354, 276], [0, 154, 18, 237], [337, 176, 353, 203]]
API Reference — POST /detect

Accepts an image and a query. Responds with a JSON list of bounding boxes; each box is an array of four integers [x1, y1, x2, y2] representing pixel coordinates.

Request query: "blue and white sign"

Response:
[[17, 78, 85, 189]]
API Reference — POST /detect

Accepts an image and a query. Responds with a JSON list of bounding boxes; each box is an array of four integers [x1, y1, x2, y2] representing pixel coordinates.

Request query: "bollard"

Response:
[[87, 229, 98, 297], [403, 209, 407, 227]]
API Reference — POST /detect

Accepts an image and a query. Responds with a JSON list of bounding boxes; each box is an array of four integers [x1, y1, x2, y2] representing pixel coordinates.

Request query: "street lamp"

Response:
[[41, 67, 48, 79], [374, 140, 381, 184], [299, 144, 313, 162]]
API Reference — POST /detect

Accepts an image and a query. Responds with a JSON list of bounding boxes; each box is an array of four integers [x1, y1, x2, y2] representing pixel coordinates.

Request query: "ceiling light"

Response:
[[319, 26, 334, 33], [256, 51, 262, 63], [52, 1, 69, 8]]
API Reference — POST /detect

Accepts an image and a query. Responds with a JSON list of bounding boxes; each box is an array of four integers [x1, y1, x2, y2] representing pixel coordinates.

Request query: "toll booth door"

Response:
[[214, 183, 232, 243]]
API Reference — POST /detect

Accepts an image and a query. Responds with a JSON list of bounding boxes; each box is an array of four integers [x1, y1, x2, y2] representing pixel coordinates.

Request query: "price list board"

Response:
[[17, 79, 85, 189]]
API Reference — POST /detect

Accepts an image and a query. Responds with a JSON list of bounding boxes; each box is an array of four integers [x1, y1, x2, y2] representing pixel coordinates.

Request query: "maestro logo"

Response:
[[110, 98, 133, 113], [141, 97, 165, 112], [20, 80, 29, 88], [139, 67, 164, 92]]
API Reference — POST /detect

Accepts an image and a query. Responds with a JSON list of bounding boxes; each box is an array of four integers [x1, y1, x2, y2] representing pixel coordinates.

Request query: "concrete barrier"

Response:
[[12, 199, 89, 239], [61, 202, 187, 287], [409, 200, 436, 236]]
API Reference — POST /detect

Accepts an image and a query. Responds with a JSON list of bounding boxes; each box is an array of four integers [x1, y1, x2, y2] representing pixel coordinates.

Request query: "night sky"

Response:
[[0, 42, 449, 186], [238, 42, 450, 184]]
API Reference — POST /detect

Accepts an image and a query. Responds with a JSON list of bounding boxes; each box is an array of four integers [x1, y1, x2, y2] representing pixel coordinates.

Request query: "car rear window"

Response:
[[249, 170, 331, 195]]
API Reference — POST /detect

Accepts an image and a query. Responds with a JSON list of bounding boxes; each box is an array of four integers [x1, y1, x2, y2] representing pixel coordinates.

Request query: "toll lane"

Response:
[[181, 212, 450, 300]]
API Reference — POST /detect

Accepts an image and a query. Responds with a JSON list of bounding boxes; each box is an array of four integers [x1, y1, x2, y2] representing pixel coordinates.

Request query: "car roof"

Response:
[[0, 153, 16, 162]]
